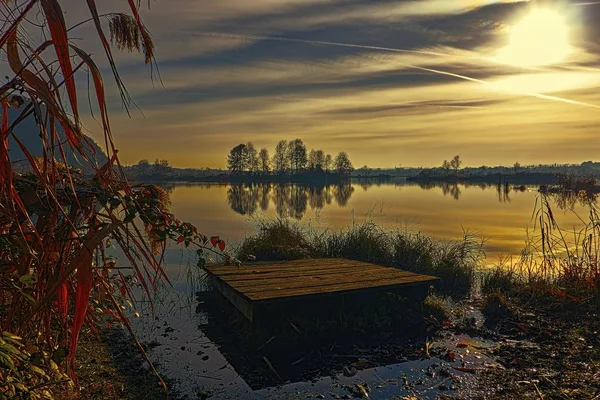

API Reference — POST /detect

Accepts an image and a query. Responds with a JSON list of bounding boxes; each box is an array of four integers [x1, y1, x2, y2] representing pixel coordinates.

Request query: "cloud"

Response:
[[17, 0, 600, 168]]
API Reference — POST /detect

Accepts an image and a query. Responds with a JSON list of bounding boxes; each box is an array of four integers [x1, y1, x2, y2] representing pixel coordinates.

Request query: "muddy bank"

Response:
[[68, 328, 172, 400], [474, 298, 600, 399]]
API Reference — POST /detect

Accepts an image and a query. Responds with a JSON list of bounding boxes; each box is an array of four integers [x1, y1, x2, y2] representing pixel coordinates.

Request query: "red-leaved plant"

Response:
[[0, 0, 228, 397]]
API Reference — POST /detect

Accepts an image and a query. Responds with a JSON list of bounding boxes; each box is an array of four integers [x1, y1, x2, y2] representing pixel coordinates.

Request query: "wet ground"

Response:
[[125, 259, 504, 399]]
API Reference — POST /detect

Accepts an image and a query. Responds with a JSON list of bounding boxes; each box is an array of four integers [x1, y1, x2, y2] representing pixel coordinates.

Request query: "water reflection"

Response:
[[164, 180, 596, 260], [548, 190, 598, 210], [221, 181, 552, 217], [227, 183, 354, 219]]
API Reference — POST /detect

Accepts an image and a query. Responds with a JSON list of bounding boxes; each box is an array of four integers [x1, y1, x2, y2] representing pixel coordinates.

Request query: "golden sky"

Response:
[[65, 0, 600, 168]]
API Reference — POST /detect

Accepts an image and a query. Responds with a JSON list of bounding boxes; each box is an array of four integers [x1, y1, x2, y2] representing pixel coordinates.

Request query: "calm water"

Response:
[[165, 180, 589, 264]]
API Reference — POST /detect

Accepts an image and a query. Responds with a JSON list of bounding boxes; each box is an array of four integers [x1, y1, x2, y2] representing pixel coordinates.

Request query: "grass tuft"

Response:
[[235, 218, 318, 261], [235, 219, 481, 298]]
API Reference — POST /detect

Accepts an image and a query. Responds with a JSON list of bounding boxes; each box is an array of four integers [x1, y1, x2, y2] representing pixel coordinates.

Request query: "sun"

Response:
[[495, 8, 573, 67]]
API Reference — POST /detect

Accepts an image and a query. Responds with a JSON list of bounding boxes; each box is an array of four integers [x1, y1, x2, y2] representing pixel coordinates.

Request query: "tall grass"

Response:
[[235, 218, 483, 297], [482, 194, 600, 309]]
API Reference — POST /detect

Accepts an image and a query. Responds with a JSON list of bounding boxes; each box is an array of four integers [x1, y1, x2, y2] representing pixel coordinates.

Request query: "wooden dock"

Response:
[[204, 258, 439, 321]]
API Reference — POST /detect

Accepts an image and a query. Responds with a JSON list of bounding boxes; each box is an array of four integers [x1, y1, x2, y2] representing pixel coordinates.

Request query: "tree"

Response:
[[450, 155, 462, 173], [137, 159, 151, 176], [259, 148, 270, 173], [513, 161, 521, 173], [308, 149, 317, 170], [288, 138, 307, 173], [442, 160, 451, 173], [153, 159, 172, 176], [272, 140, 289, 173], [246, 142, 258, 174], [334, 152, 354, 175], [314, 150, 325, 170], [324, 154, 333, 172], [308, 149, 325, 170], [227, 144, 248, 174]]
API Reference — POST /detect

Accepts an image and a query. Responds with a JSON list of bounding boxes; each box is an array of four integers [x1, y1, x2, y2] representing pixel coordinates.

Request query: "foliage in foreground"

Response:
[[235, 219, 482, 297], [0, 1, 227, 397]]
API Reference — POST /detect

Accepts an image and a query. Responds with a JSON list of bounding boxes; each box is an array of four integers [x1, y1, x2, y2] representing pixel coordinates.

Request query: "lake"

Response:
[[128, 180, 591, 398], [165, 180, 589, 264]]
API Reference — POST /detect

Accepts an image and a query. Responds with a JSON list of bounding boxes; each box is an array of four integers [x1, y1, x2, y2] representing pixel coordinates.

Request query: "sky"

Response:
[[17, 0, 600, 168]]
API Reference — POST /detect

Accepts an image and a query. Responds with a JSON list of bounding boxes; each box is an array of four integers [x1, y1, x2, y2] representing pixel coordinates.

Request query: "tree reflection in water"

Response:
[[227, 182, 354, 219]]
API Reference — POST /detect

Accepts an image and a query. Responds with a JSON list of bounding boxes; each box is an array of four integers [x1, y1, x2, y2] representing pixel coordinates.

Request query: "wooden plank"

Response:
[[219, 268, 418, 284], [204, 258, 378, 271], [224, 269, 422, 291], [211, 265, 359, 279], [241, 273, 437, 296], [248, 275, 437, 301], [204, 259, 378, 275]]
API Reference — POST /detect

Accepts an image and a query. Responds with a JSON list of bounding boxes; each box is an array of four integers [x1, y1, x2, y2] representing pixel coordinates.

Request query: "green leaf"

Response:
[[197, 257, 206, 268], [29, 365, 47, 377], [19, 274, 36, 286], [0, 351, 16, 370]]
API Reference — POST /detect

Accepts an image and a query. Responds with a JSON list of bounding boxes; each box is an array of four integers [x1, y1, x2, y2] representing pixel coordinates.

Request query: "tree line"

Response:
[[226, 139, 354, 175]]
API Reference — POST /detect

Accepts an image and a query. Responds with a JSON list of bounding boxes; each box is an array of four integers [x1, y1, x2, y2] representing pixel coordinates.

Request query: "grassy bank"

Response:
[[476, 194, 600, 399], [235, 219, 483, 297]]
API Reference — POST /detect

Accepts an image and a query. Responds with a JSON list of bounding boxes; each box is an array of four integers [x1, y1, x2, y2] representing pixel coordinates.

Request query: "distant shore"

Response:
[[407, 172, 559, 185], [132, 172, 355, 185]]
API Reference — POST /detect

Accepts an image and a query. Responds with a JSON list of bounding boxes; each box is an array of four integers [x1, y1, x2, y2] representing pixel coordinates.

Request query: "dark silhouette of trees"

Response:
[[442, 160, 451, 173], [227, 140, 353, 179], [259, 148, 271, 173], [513, 161, 521, 173], [137, 159, 151, 176], [334, 152, 354, 175], [450, 155, 462, 173], [288, 139, 308, 174], [227, 143, 248, 174], [308, 149, 325, 170], [324, 154, 333, 172], [273, 140, 288, 173], [153, 159, 172, 175], [247, 142, 259, 174]]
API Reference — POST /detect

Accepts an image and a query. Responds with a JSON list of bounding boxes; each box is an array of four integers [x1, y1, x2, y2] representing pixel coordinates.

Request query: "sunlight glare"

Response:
[[496, 8, 573, 67]]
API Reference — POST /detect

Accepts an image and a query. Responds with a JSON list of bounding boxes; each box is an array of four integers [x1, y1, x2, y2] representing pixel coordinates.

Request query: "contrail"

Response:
[[198, 32, 600, 109], [402, 64, 600, 109]]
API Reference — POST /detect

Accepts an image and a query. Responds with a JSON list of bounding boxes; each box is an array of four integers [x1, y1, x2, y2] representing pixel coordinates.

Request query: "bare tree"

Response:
[[272, 140, 289, 173], [442, 160, 451, 173], [513, 161, 521, 173], [259, 148, 271, 173], [246, 142, 259, 174], [450, 155, 462, 174]]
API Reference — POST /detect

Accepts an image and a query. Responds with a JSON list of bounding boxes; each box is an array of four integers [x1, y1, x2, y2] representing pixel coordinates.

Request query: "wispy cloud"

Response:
[[63, 0, 600, 167]]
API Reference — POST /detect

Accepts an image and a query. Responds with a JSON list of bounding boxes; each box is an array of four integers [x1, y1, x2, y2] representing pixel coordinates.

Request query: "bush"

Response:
[[235, 219, 318, 261], [320, 221, 392, 265]]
